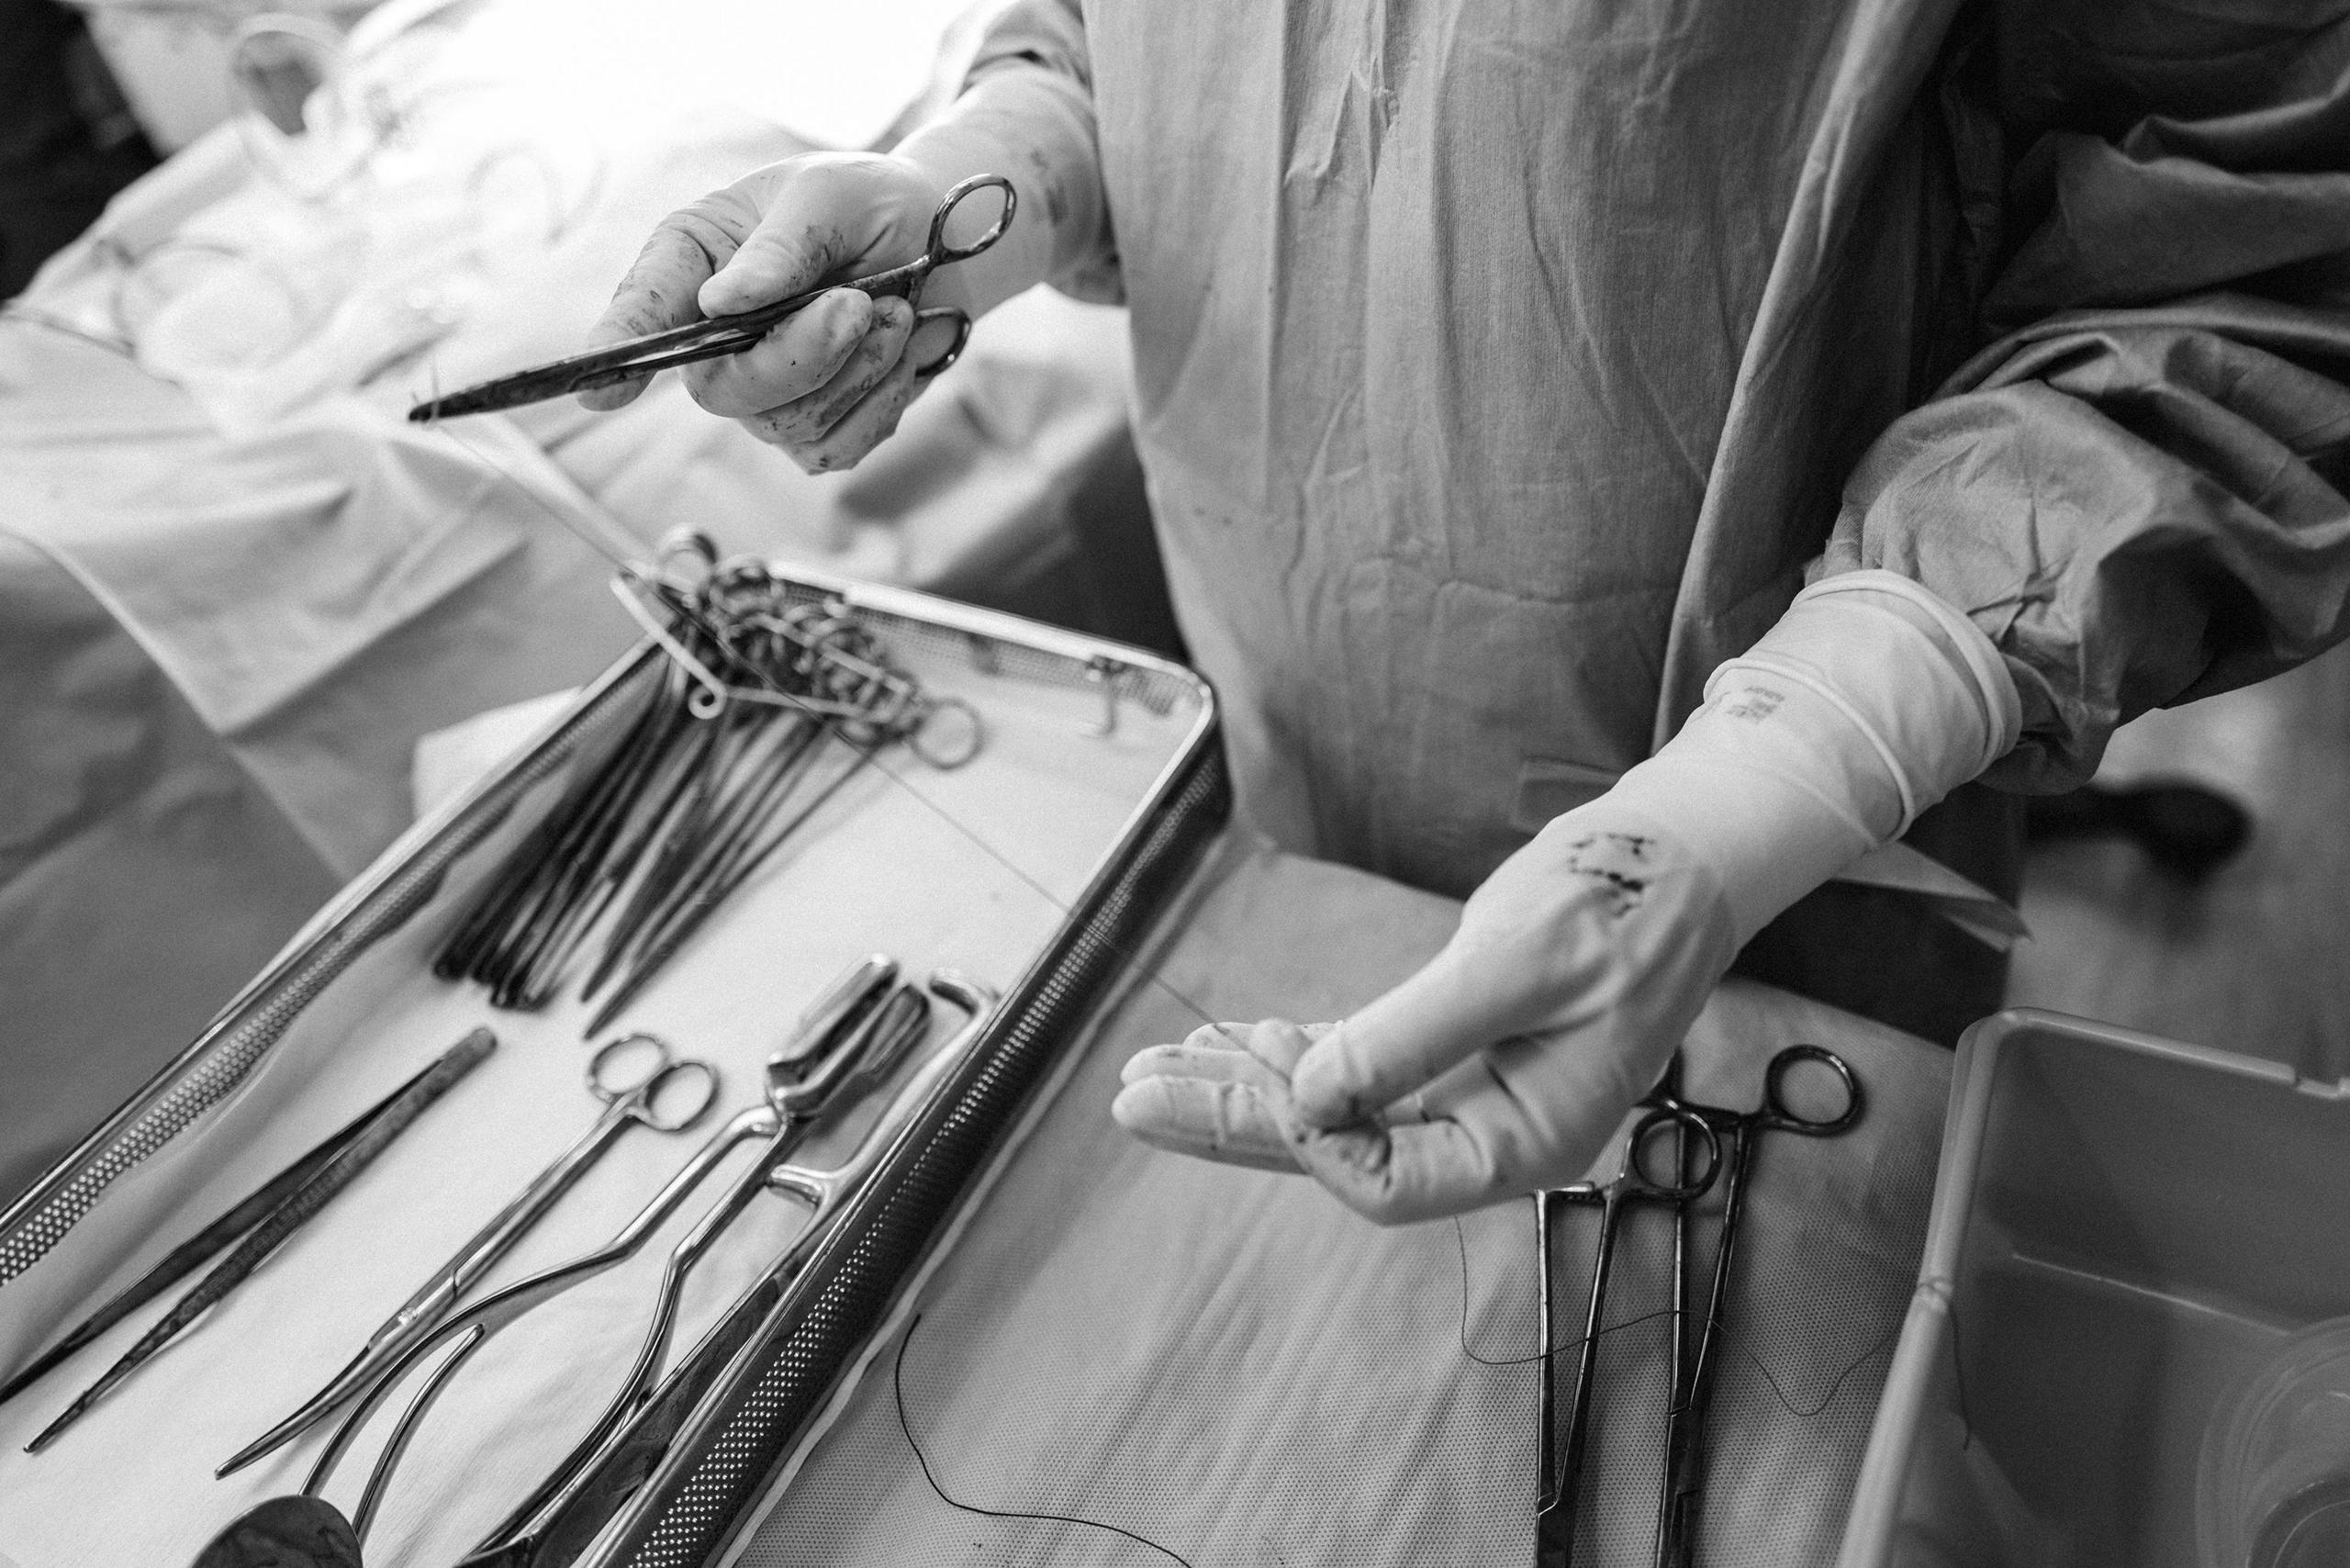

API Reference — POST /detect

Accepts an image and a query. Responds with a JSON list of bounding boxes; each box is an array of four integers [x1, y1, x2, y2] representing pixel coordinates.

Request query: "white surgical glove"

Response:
[[579, 66, 1092, 472], [1112, 571, 2020, 1223]]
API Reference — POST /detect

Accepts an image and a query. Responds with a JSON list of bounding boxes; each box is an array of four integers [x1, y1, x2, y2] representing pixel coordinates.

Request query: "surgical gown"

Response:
[[963, 0, 2350, 1036]]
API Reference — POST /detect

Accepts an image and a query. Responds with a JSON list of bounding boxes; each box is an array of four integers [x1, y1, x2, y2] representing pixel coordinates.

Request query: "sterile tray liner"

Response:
[[0, 581, 1209, 1568], [716, 846, 1955, 1568]]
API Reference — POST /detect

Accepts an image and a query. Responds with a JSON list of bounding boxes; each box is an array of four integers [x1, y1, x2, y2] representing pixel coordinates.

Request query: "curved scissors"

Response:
[[407, 173, 1018, 421], [222, 1033, 718, 1473], [1537, 1106, 1721, 1568], [1648, 1044, 1862, 1568]]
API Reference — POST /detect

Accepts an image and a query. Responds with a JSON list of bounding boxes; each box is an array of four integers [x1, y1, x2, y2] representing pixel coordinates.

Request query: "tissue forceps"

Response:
[[25, 1028, 498, 1453], [222, 1033, 719, 1473], [1536, 1106, 1720, 1568], [405, 173, 1017, 422], [0, 1054, 453, 1415], [1650, 1045, 1862, 1568]]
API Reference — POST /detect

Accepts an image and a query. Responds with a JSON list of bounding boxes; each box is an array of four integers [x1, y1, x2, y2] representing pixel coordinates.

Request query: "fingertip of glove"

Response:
[[1237, 1018, 1316, 1078], [1116, 1046, 1171, 1086], [1109, 1076, 1186, 1136], [698, 263, 789, 320], [1286, 1045, 1365, 1130]]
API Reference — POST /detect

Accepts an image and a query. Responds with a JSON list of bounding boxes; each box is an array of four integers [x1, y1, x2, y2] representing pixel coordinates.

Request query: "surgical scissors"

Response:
[[1537, 1106, 1720, 1568], [1650, 1045, 1861, 1568], [456, 969, 998, 1568], [406, 173, 1017, 421], [223, 1032, 718, 1473], [204, 968, 993, 1566], [221, 957, 893, 1480]]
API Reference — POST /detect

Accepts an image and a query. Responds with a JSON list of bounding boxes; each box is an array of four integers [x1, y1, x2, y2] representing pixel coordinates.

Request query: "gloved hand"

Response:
[[1113, 572, 2020, 1223], [581, 75, 1084, 471], [581, 152, 959, 473]]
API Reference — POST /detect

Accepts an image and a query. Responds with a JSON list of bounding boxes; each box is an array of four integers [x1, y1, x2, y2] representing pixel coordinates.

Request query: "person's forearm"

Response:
[[1824, 305, 2350, 793], [1823, 10, 2350, 793], [896, 59, 1111, 319]]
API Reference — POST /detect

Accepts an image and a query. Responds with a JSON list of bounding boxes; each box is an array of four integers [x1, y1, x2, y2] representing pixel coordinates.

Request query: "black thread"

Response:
[[1748, 1317, 1903, 1419], [1451, 1216, 1903, 1413], [893, 1312, 1197, 1568]]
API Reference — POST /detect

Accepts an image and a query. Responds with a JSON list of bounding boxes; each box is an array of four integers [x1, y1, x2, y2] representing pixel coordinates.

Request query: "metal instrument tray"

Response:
[[0, 566, 1225, 1567]]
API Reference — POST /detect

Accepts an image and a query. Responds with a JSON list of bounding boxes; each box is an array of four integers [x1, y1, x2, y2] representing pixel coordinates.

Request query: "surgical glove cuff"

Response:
[[897, 56, 1107, 313], [1612, 571, 2020, 946]]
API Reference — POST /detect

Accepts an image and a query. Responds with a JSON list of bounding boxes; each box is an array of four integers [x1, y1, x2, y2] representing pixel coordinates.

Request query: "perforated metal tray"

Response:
[[0, 566, 1226, 1566]]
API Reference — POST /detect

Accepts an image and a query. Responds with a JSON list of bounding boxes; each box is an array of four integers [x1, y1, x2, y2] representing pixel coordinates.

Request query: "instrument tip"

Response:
[[216, 1427, 281, 1476], [25, 1402, 78, 1452]]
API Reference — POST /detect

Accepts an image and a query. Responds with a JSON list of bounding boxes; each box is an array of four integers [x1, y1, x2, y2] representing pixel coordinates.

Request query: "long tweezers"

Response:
[[0, 1057, 452, 1409], [20, 1027, 496, 1450]]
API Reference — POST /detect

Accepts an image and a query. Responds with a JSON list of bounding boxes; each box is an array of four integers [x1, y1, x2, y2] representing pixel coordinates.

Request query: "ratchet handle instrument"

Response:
[[1534, 1044, 1863, 1568], [406, 174, 1016, 422]]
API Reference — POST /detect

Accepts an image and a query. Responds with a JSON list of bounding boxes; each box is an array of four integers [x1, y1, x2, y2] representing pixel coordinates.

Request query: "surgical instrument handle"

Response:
[[223, 954, 898, 1475], [406, 175, 1015, 420], [496, 988, 938, 1540], [1537, 1105, 1720, 1568], [464, 981, 939, 1555], [216, 1094, 780, 1481], [464, 972, 999, 1568], [226, 1037, 722, 1471], [232, 957, 912, 1517], [627, 994, 936, 1406], [767, 972, 994, 1211], [1655, 1045, 1862, 1568], [398, 1037, 719, 1330], [256, 1097, 785, 1500], [773, 955, 897, 1072]]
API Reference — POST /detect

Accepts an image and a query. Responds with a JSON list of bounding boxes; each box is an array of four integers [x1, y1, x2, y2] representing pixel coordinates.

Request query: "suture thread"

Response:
[[894, 1312, 1197, 1568], [1451, 1215, 1906, 1419]]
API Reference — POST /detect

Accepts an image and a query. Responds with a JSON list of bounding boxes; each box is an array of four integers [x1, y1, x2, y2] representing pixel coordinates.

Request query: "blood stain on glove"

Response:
[[1559, 830, 1661, 917]]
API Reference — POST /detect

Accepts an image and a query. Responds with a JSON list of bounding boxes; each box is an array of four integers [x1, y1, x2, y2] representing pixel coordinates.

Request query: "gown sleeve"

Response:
[[1821, 5, 2350, 791], [955, 0, 1125, 306]]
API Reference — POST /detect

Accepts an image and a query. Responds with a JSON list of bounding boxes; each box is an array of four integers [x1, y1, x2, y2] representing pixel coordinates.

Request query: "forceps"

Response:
[[1651, 1045, 1862, 1568], [1536, 1106, 1720, 1568], [219, 968, 990, 1565], [455, 969, 998, 1568], [219, 956, 897, 1481], [223, 1033, 718, 1473], [406, 173, 1017, 421]]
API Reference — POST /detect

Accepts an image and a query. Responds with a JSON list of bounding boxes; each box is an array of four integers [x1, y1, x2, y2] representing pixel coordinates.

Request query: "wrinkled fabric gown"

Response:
[[975, 0, 2350, 1036]]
